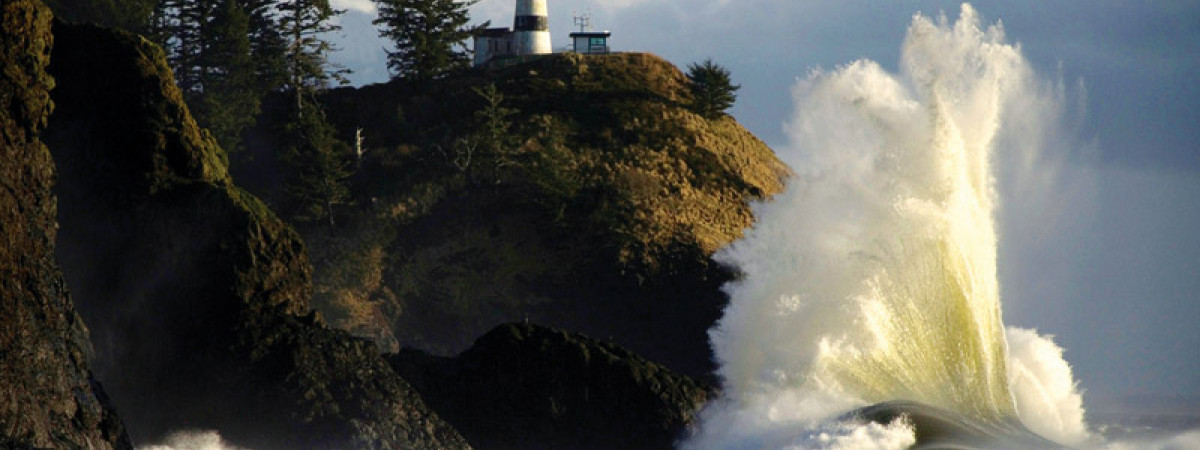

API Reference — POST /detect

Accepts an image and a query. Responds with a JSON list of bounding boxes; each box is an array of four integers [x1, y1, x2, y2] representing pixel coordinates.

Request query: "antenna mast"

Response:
[[573, 10, 592, 33]]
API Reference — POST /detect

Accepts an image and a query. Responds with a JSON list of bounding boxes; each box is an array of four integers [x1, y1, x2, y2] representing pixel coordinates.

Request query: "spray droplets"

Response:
[[687, 4, 1090, 448]]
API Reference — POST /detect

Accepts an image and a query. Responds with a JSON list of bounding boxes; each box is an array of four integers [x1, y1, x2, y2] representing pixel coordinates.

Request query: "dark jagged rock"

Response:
[[43, 21, 467, 449], [0, 2, 131, 448], [390, 323, 714, 450]]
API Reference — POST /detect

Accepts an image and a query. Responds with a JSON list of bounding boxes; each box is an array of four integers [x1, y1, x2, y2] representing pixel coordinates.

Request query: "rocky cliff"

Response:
[[42, 20, 466, 449], [391, 323, 713, 450], [4, 6, 789, 446], [262, 52, 790, 377], [0, 2, 131, 448]]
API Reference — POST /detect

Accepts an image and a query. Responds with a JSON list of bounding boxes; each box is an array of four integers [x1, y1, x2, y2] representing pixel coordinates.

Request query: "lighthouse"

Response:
[[512, 0, 551, 55], [472, 0, 558, 66]]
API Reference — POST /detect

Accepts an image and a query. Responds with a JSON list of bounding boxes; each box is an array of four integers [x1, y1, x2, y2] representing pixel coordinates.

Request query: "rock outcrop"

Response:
[[391, 323, 713, 450], [271, 52, 790, 377], [5, 3, 790, 448], [0, 2, 131, 448], [43, 21, 466, 449]]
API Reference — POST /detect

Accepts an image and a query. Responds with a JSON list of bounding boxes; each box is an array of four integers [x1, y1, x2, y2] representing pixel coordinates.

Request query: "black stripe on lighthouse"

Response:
[[514, 15, 548, 31]]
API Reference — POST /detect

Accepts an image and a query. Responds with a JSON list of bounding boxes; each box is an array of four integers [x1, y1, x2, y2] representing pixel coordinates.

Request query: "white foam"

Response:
[[137, 430, 249, 450], [686, 3, 1092, 447], [683, 400, 916, 450], [785, 418, 917, 450], [1006, 327, 1092, 446]]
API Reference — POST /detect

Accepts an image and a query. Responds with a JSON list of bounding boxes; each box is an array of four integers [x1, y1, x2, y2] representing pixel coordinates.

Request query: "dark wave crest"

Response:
[[847, 401, 1064, 449]]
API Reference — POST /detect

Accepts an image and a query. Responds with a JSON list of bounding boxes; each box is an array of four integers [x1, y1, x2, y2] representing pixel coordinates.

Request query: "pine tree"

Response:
[[278, 0, 347, 105], [276, 0, 353, 226], [471, 83, 517, 183], [372, 0, 483, 82], [239, 0, 291, 94], [193, 0, 260, 153], [144, 0, 352, 222], [151, 0, 207, 98], [686, 58, 740, 119], [146, 0, 273, 153], [281, 101, 352, 227]]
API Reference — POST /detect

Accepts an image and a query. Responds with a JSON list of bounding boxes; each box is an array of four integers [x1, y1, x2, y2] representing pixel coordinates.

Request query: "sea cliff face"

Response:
[[0, 2, 131, 448], [42, 20, 466, 449]]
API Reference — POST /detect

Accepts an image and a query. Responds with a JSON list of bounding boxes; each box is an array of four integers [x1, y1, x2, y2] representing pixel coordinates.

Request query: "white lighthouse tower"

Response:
[[513, 0, 551, 55]]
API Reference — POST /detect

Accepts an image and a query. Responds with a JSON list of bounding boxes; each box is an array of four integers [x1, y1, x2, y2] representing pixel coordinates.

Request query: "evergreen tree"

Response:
[[282, 101, 352, 227], [471, 83, 517, 183], [139, 0, 351, 221], [276, 0, 353, 225], [62, 0, 287, 153], [193, 0, 260, 153], [144, 0, 174, 47], [242, 0, 290, 94], [147, 0, 273, 153], [151, 0, 207, 98], [686, 58, 740, 119], [372, 0, 482, 82], [278, 0, 347, 104]]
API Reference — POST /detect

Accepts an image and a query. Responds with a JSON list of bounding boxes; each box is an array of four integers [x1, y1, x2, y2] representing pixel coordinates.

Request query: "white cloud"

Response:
[[592, 0, 646, 11], [469, 0, 512, 26], [331, 0, 376, 14]]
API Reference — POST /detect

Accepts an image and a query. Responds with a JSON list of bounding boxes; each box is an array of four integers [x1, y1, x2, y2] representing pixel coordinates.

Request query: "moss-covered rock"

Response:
[[44, 21, 466, 449], [281, 52, 789, 376], [0, 2, 131, 448], [391, 323, 713, 450]]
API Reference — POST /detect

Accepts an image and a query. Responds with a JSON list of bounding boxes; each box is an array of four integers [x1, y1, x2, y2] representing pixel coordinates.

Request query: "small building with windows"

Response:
[[474, 27, 516, 67], [569, 31, 611, 55]]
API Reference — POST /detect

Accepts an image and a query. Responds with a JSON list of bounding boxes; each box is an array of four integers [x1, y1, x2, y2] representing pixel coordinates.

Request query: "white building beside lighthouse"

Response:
[[473, 0, 553, 67]]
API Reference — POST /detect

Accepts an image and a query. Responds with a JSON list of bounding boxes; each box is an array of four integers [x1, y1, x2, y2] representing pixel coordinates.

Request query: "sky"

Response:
[[324, 0, 1200, 411]]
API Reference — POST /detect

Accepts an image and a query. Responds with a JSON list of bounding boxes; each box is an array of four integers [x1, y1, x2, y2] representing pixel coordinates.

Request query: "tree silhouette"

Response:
[[686, 58, 740, 119], [373, 0, 482, 82]]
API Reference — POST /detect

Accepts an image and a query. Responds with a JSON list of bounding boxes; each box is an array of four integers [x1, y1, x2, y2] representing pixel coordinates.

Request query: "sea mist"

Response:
[[685, 5, 1090, 448]]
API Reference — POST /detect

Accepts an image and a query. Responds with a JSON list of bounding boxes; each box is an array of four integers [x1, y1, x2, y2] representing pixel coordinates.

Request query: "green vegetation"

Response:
[[686, 58, 740, 119], [11, 2, 786, 444], [48, 0, 356, 225], [280, 101, 353, 226], [283, 52, 788, 373], [278, 0, 348, 94], [49, 0, 346, 212], [274, 0, 354, 226], [130, 0, 292, 154], [190, 0, 259, 152], [46, 0, 157, 31], [37, 0, 782, 377], [373, 0, 481, 82]]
